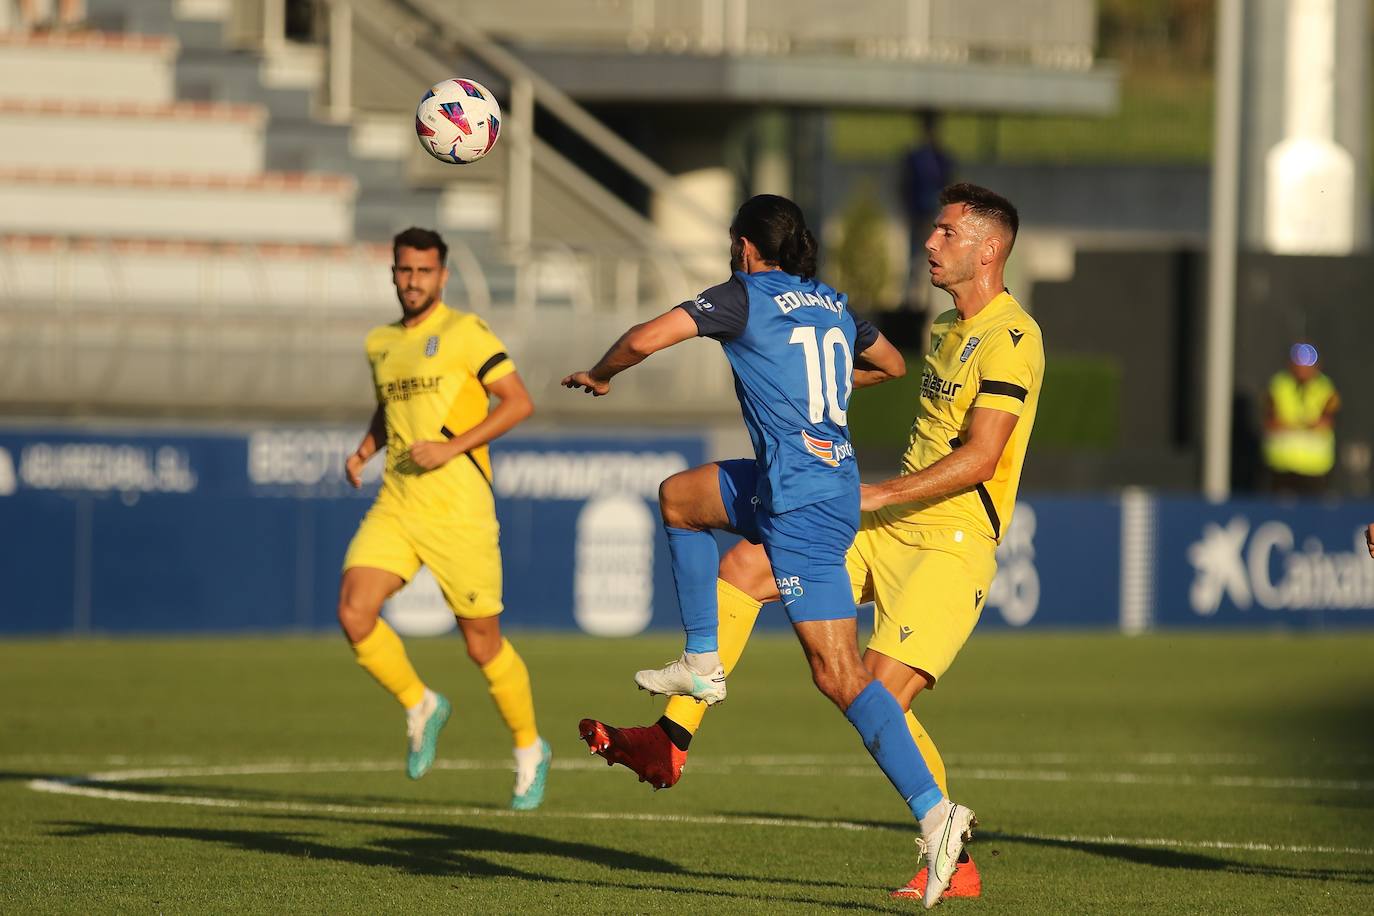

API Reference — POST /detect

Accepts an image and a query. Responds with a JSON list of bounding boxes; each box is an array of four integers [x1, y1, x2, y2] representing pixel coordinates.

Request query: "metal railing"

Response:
[[404, 0, 1097, 68]]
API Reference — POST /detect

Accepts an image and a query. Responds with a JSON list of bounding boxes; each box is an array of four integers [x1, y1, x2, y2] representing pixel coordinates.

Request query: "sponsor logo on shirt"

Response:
[[920, 367, 963, 403], [693, 295, 715, 312], [800, 430, 852, 466], [379, 375, 443, 402]]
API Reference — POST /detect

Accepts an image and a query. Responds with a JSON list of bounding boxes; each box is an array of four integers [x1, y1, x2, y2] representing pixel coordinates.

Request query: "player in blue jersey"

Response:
[[563, 195, 976, 905]]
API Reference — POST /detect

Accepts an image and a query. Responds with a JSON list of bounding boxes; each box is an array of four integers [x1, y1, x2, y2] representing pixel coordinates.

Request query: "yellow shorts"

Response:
[[343, 501, 503, 619], [847, 513, 998, 684]]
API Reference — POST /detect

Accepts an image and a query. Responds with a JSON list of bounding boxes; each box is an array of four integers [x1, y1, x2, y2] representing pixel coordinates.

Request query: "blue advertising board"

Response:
[[0, 427, 704, 636], [1152, 497, 1374, 629], [3, 425, 1373, 636]]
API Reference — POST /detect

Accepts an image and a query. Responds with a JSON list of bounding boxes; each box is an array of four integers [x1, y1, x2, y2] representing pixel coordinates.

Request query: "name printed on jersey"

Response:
[[773, 290, 845, 317]]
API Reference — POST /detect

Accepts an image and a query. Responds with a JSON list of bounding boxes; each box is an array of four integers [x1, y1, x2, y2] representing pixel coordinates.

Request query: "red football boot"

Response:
[[890, 853, 981, 901], [578, 719, 686, 790]]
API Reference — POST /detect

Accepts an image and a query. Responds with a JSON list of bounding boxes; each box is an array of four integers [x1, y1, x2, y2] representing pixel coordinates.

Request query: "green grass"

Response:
[[3, 631, 1373, 913], [832, 69, 1216, 165]]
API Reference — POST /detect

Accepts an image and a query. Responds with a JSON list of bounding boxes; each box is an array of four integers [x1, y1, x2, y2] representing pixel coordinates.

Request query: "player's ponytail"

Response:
[[731, 195, 818, 280]]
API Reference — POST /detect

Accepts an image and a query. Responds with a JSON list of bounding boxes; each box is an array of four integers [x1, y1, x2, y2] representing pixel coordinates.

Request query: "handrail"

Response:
[[395, 0, 727, 235], [332, 0, 716, 301]]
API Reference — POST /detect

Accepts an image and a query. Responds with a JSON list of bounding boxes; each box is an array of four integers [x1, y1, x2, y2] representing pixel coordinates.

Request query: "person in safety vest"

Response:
[[1263, 342, 1340, 496]]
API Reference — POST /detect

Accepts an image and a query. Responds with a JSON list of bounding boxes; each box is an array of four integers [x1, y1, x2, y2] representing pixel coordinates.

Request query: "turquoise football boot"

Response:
[[510, 738, 552, 810], [405, 692, 451, 780]]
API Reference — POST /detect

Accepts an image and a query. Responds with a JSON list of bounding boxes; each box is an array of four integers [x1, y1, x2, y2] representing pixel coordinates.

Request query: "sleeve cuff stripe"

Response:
[[476, 352, 510, 382], [979, 380, 1028, 401]]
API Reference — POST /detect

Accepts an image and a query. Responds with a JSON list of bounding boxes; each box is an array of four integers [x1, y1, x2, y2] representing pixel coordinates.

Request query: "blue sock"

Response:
[[844, 680, 944, 820], [665, 526, 719, 654]]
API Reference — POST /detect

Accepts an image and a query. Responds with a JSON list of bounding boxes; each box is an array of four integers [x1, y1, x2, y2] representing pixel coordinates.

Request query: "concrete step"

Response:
[[0, 169, 356, 243], [0, 31, 178, 105], [0, 233, 397, 314], [0, 99, 266, 175]]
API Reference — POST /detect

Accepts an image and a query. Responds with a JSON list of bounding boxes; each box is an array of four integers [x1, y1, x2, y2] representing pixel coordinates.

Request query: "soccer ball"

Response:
[[415, 78, 502, 165]]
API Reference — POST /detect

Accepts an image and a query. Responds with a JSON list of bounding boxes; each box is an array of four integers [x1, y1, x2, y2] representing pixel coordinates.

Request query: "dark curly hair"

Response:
[[730, 194, 818, 279], [392, 226, 448, 264]]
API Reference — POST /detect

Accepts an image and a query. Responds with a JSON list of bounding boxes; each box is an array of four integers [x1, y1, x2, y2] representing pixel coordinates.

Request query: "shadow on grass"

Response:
[[979, 830, 1374, 884], [55, 777, 500, 811], [48, 818, 900, 912], [724, 812, 1374, 885]]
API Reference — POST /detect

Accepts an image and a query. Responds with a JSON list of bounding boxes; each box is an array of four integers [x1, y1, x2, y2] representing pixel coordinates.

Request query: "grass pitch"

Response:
[[3, 630, 1373, 914]]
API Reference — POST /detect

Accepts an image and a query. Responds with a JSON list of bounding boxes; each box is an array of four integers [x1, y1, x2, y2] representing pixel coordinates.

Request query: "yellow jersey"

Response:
[[876, 290, 1044, 543], [364, 301, 515, 518]]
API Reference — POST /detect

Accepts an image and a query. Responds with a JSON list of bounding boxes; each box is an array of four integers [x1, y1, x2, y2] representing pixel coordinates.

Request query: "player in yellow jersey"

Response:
[[580, 184, 1042, 903], [339, 228, 551, 810]]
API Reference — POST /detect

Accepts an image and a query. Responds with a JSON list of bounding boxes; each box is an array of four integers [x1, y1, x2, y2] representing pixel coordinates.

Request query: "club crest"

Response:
[[425, 336, 440, 358], [959, 336, 981, 363]]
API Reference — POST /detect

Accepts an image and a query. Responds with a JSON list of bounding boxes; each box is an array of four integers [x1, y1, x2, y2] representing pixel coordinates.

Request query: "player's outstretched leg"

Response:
[[586, 576, 764, 785], [579, 717, 687, 789], [637, 466, 735, 702]]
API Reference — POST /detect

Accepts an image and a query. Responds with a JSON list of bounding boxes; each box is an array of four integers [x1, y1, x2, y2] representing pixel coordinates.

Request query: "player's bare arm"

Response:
[[408, 371, 535, 470], [346, 405, 387, 488], [1366, 523, 1373, 559], [853, 333, 906, 389], [861, 406, 1019, 511], [561, 307, 699, 395]]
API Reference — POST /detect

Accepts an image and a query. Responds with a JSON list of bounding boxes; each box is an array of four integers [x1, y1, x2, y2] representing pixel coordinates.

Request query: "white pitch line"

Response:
[[26, 768, 1374, 859], [53, 757, 1374, 795], [26, 777, 872, 832]]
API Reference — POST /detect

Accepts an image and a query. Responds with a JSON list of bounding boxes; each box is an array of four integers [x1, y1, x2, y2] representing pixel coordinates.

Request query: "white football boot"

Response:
[[633, 655, 727, 705], [920, 802, 977, 908]]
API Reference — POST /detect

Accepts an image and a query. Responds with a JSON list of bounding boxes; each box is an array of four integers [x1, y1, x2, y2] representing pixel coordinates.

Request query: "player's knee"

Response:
[[657, 473, 692, 529], [337, 592, 381, 642], [718, 546, 775, 602], [465, 637, 500, 667]]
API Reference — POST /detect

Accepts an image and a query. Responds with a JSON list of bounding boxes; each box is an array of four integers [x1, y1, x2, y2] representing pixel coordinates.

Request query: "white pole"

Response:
[[507, 77, 535, 309], [329, 2, 353, 122], [1203, 0, 1243, 502]]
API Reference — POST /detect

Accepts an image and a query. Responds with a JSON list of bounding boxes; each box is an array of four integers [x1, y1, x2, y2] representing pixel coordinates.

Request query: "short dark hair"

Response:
[[730, 194, 818, 279], [392, 226, 448, 264], [939, 182, 1019, 245]]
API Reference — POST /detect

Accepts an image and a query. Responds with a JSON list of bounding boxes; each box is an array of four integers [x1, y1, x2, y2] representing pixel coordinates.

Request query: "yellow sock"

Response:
[[352, 618, 426, 709], [906, 710, 948, 797], [665, 578, 763, 735], [481, 638, 539, 749]]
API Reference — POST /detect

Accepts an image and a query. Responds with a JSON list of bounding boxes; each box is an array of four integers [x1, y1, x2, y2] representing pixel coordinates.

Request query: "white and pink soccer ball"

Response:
[[415, 78, 502, 165]]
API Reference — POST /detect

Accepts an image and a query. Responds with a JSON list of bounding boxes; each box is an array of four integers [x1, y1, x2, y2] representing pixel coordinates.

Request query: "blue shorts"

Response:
[[717, 459, 860, 624]]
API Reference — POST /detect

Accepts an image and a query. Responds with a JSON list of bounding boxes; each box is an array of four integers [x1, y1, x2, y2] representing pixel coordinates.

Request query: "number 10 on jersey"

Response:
[[790, 326, 853, 426]]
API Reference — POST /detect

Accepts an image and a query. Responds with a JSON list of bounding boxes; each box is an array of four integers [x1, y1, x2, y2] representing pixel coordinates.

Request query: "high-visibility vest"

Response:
[[1264, 371, 1338, 476]]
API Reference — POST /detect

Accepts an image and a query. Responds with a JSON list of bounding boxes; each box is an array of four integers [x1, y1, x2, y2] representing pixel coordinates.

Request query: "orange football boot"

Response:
[[890, 852, 981, 901], [578, 719, 686, 790]]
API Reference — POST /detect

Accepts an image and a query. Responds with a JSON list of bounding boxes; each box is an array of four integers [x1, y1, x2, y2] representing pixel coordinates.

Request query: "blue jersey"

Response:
[[679, 270, 878, 514]]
